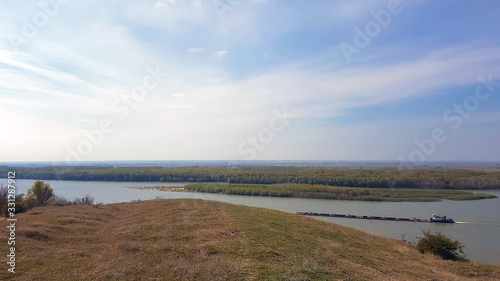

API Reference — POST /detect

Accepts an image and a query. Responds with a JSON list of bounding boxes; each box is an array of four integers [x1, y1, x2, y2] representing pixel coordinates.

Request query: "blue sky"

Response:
[[1, 0, 499, 162]]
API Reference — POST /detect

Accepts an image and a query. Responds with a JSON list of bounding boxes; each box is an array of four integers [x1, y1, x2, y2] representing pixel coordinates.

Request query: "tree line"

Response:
[[1, 166, 499, 189]]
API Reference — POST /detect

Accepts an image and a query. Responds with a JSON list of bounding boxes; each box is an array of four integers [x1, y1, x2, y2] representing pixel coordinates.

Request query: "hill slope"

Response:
[[1, 199, 499, 280]]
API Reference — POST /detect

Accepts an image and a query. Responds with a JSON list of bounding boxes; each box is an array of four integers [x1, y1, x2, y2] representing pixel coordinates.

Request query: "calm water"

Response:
[[5, 179, 500, 264]]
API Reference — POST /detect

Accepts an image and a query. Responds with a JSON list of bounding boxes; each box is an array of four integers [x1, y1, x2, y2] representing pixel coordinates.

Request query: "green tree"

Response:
[[416, 230, 468, 261], [25, 180, 54, 207]]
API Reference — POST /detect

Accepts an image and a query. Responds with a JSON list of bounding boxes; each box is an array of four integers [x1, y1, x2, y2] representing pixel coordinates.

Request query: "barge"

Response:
[[297, 212, 455, 223]]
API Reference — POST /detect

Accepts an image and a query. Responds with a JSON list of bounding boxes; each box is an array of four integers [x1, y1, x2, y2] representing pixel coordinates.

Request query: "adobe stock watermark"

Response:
[[8, 0, 69, 49], [6, 171, 17, 274], [237, 107, 295, 160], [65, 65, 169, 163], [339, 0, 405, 64], [398, 74, 499, 170], [208, 0, 245, 21]]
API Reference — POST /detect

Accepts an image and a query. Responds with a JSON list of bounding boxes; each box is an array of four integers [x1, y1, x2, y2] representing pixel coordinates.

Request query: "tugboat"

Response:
[[430, 214, 454, 223]]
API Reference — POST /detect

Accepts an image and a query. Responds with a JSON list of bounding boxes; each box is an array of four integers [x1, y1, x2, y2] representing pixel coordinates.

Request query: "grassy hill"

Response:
[[1, 199, 499, 280]]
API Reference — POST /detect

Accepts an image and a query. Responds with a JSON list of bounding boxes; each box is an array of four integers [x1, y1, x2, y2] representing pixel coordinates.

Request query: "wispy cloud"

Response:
[[1, 0, 499, 161], [155, 0, 176, 8], [214, 50, 228, 58], [187, 47, 205, 53]]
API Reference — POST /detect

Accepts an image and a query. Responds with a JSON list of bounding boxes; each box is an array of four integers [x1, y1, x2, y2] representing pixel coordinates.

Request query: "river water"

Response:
[[5, 179, 500, 264]]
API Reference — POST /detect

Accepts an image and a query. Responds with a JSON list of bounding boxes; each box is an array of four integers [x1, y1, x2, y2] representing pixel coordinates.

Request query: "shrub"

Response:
[[46, 196, 71, 206], [25, 180, 54, 207], [416, 230, 468, 261], [72, 194, 95, 205]]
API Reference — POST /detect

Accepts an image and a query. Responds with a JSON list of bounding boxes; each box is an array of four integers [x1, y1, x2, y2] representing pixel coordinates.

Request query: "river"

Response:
[[5, 179, 500, 264]]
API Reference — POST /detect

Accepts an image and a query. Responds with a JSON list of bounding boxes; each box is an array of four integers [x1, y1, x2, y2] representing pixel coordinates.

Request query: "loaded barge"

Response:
[[297, 212, 455, 223]]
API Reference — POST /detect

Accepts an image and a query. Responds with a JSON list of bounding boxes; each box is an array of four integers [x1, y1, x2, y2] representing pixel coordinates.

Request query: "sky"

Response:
[[0, 0, 499, 163]]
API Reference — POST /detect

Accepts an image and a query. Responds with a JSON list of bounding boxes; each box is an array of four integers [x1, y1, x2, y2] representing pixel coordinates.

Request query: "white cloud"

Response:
[[155, 0, 176, 8], [214, 50, 228, 58], [3, 40, 498, 161], [191, 0, 202, 8], [187, 47, 205, 53], [0, 0, 498, 161]]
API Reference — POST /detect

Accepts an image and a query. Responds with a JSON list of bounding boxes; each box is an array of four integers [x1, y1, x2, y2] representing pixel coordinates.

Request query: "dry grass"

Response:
[[1, 199, 499, 280]]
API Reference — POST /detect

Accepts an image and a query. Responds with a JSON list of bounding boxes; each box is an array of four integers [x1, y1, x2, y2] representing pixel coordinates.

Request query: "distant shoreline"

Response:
[[2, 165, 500, 190], [1, 160, 500, 171]]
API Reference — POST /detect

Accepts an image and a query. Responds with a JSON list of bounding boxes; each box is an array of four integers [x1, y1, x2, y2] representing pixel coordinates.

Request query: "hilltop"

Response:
[[1, 199, 499, 280]]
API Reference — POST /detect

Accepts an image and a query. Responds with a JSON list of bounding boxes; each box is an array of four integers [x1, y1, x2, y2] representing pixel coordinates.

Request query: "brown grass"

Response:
[[1, 199, 499, 280]]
